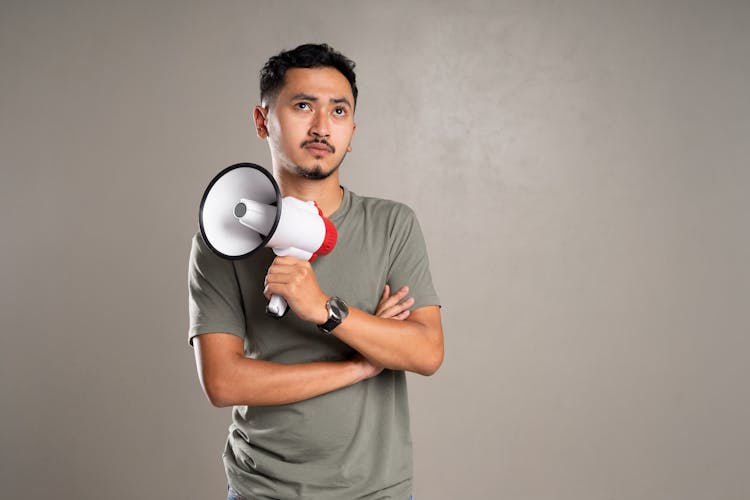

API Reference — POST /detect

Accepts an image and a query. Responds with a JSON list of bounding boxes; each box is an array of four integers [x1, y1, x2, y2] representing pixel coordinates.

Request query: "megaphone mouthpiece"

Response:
[[235, 199, 277, 236]]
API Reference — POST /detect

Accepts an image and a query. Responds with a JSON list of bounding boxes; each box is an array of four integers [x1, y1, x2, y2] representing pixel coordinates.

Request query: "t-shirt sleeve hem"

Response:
[[410, 295, 441, 312], [188, 325, 245, 345]]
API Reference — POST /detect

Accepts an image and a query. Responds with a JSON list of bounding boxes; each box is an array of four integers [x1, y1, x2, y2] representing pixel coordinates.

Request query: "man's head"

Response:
[[255, 44, 358, 181], [259, 43, 358, 110]]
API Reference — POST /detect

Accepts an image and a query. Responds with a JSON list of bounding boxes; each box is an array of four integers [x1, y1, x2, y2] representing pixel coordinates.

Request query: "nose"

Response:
[[309, 111, 330, 138]]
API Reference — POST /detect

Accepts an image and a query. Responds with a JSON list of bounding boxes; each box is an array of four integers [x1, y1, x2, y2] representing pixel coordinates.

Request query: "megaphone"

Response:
[[199, 163, 337, 317]]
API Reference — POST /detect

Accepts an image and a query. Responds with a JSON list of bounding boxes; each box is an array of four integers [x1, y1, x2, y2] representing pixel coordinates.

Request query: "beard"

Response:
[[291, 150, 348, 180], [292, 163, 339, 180]]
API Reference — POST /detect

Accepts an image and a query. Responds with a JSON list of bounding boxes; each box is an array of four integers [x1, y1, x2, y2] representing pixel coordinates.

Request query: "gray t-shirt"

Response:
[[188, 187, 439, 499]]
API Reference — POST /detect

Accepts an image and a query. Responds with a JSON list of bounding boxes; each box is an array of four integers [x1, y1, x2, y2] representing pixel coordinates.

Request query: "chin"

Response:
[[293, 163, 339, 180]]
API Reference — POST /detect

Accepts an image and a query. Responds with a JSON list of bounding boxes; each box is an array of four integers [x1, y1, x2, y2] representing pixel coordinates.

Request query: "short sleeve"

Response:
[[386, 206, 440, 311], [187, 232, 246, 345]]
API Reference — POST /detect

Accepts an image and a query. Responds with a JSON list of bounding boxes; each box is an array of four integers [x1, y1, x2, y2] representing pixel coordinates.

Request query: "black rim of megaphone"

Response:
[[199, 162, 282, 260]]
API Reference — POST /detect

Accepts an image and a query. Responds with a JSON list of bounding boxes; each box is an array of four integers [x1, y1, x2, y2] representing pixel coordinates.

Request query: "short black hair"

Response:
[[259, 43, 358, 108]]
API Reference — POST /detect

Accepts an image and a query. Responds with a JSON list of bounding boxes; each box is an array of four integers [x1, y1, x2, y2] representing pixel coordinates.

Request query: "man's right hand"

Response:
[[351, 352, 384, 379]]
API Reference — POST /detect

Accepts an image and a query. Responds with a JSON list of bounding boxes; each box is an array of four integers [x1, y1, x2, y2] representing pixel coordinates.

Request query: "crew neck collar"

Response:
[[329, 186, 352, 225]]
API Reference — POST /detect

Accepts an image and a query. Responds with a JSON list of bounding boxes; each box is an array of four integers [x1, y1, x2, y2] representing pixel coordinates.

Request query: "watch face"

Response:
[[329, 297, 346, 320], [319, 297, 348, 334]]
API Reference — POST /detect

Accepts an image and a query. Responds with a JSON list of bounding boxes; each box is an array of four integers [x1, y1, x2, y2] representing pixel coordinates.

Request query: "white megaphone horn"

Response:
[[199, 163, 337, 317]]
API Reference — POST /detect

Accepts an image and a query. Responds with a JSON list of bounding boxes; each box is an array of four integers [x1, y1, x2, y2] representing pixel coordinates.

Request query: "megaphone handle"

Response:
[[266, 294, 288, 318]]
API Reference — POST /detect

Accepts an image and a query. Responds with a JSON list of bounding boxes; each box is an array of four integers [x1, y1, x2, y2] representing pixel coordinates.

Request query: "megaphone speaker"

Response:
[[199, 163, 337, 317]]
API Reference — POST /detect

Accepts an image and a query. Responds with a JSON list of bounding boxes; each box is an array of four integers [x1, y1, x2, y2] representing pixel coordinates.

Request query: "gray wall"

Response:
[[2, 1, 748, 498]]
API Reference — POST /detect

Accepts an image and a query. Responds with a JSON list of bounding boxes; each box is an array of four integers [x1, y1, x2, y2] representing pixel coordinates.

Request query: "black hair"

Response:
[[259, 43, 358, 108]]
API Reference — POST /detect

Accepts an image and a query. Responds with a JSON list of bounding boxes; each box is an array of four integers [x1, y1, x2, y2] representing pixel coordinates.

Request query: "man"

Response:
[[188, 43, 443, 500]]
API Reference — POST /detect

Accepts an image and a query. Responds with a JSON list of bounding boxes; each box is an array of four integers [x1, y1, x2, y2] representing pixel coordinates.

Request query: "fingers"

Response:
[[381, 296, 414, 319], [394, 308, 411, 320], [262, 257, 328, 323], [375, 285, 408, 315], [379, 284, 391, 304], [265, 256, 310, 284], [376, 285, 414, 319], [263, 260, 302, 299]]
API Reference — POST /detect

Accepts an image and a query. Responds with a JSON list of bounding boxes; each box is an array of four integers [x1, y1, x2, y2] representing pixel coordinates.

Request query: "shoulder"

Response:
[[348, 191, 417, 223], [189, 231, 233, 271], [189, 231, 211, 258]]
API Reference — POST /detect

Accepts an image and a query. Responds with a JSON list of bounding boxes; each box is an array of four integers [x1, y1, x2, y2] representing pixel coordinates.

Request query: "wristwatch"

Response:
[[318, 296, 349, 334]]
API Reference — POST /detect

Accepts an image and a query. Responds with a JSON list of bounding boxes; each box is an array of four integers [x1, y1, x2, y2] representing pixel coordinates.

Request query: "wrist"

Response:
[[314, 295, 330, 325], [317, 296, 349, 334], [350, 358, 368, 382], [350, 354, 382, 381]]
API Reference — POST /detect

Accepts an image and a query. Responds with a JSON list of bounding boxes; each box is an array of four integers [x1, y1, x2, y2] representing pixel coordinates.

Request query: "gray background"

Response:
[[1, 0, 748, 499]]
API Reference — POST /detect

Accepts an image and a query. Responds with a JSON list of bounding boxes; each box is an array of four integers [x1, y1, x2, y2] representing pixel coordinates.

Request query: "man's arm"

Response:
[[264, 257, 444, 376], [329, 305, 443, 376], [192, 284, 417, 407], [193, 333, 381, 407]]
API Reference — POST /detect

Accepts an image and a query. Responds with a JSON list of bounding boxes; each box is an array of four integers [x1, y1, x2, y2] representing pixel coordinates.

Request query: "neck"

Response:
[[273, 167, 344, 218]]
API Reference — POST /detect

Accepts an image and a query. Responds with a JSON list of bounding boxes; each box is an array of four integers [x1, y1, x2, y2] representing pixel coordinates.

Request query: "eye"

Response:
[[295, 102, 310, 111], [333, 107, 347, 116]]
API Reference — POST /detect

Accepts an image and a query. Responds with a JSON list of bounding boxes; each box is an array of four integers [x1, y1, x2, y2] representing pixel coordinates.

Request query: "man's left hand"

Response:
[[376, 284, 415, 320]]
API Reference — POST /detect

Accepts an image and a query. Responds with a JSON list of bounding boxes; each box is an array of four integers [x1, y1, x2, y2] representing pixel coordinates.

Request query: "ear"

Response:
[[347, 122, 357, 152], [253, 106, 268, 139]]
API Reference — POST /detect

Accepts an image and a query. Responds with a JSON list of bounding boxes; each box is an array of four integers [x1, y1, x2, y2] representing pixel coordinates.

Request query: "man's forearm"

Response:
[[193, 333, 379, 407], [219, 358, 374, 407], [330, 305, 444, 376], [261, 257, 444, 376]]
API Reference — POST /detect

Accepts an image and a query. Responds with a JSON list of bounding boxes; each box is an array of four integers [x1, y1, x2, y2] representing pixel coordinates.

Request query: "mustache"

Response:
[[301, 138, 335, 153]]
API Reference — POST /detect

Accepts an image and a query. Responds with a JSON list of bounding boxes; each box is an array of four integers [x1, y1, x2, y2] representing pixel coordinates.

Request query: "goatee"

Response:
[[292, 148, 348, 180], [292, 163, 340, 180]]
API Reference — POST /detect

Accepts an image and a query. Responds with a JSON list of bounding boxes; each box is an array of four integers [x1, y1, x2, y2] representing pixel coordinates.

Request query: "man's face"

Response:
[[260, 67, 356, 180]]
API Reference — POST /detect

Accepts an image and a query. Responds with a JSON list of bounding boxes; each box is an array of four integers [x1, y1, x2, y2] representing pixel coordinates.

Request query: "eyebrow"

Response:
[[291, 93, 353, 109], [331, 97, 353, 109]]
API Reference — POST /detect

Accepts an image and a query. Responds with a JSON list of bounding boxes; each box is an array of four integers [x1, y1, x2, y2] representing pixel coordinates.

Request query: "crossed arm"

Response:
[[193, 258, 444, 408]]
